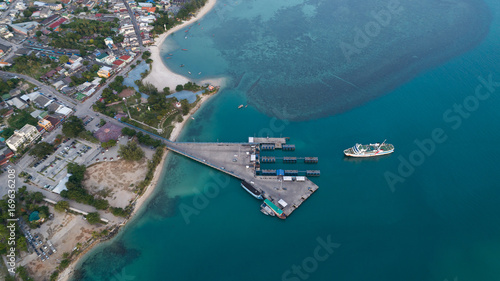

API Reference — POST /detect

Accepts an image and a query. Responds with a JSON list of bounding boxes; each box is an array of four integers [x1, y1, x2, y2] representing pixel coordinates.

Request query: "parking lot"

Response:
[[20, 219, 57, 262], [26, 138, 101, 191]]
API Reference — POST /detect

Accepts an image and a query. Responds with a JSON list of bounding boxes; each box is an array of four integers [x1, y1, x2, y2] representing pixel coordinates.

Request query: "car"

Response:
[[96, 159, 99, 162]]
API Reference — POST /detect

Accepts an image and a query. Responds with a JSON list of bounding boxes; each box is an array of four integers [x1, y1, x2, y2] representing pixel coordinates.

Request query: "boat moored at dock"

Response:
[[241, 181, 263, 199], [263, 199, 286, 219], [344, 140, 394, 157]]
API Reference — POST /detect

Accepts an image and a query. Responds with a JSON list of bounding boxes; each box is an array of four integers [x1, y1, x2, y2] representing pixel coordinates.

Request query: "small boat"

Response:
[[184, 36, 187, 39], [263, 199, 286, 219], [185, 30, 189, 32], [244, 105, 248, 108], [181, 49, 188, 51], [344, 140, 394, 157], [180, 64, 184, 67], [238, 104, 244, 109], [198, 72, 202, 75], [188, 71, 192, 75], [260, 203, 274, 216], [191, 117, 195, 120], [168, 53, 173, 56], [166, 57, 171, 59]]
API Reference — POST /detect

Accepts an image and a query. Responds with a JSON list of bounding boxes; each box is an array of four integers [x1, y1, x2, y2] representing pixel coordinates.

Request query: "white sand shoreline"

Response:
[[143, 0, 220, 91]]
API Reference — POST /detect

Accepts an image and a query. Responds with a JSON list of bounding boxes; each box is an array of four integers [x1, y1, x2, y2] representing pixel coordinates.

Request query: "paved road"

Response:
[[122, 0, 144, 49], [0, 71, 76, 106]]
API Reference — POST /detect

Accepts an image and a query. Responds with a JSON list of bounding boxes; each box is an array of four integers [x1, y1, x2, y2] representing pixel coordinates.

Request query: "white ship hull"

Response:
[[344, 142, 394, 158]]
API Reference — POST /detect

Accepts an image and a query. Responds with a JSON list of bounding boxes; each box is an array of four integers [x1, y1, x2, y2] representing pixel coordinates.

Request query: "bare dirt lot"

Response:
[[83, 159, 148, 208], [22, 206, 106, 280]]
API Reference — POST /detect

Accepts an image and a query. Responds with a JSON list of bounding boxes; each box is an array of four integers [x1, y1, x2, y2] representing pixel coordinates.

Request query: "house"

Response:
[[52, 80, 64, 90], [119, 54, 133, 63], [141, 7, 156, 13], [6, 124, 41, 152], [97, 66, 112, 78], [40, 7, 52, 18], [33, 95, 53, 108], [45, 115, 61, 127], [96, 52, 109, 63], [112, 59, 124, 68], [104, 37, 114, 45], [6, 97, 27, 109], [0, 147, 14, 166], [38, 118, 53, 131]]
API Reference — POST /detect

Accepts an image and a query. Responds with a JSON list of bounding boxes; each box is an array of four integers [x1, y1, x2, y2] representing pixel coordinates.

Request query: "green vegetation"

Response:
[[135, 147, 165, 194], [54, 200, 70, 213], [50, 19, 119, 50], [8, 110, 38, 129], [29, 142, 54, 159], [110, 207, 129, 217], [62, 116, 98, 143], [99, 119, 107, 126], [0, 78, 20, 95], [62, 116, 85, 138], [150, 0, 207, 35], [118, 141, 144, 161], [85, 212, 101, 224], [175, 84, 183, 92], [141, 51, 151, 60], [16, 266, 33, 281], [101, 139, 117, 149], [0, 186, 48, 259], [121, 127, 136, 137], [0, 127, 15, 139], [8, 54, 55, 79]]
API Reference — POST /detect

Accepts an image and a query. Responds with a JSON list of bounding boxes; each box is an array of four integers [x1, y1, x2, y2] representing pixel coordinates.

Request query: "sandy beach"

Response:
[[143, 0, 219, 90]]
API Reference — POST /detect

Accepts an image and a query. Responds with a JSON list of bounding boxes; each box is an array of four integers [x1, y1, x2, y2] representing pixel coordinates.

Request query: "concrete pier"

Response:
[[166, 138, 319, 218]]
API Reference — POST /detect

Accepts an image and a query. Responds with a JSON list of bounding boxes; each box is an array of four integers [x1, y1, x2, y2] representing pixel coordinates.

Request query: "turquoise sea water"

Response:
[[74, 0, 500, 280]]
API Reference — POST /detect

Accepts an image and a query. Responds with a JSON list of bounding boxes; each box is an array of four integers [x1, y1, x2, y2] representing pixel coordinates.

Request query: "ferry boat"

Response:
[[263, 199, 286, 219], [241, 181, 263, 199], [344, 140, 394, 157]]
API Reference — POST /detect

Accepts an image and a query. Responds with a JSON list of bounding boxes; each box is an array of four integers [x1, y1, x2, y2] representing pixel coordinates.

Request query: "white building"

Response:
[[6, 124, 41, 152]]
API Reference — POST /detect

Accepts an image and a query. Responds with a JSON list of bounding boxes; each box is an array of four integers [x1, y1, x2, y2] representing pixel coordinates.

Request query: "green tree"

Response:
[[101, 139, 117, 149], [93, 199, 109, 210], [62, 116, 85, 138], [54, 201, 70, 212], [118, 141, 144, 161], [83, 60, 89, 66], [99, 119, 106, 126], [29, 142, 54, 159], [36, 30, 42, 37], [59, 55, 69, 64], [92, 64, 100, 72], [86, 212, 101, 224], [121, 127, 136, 137], [175, 84, 184, 92]]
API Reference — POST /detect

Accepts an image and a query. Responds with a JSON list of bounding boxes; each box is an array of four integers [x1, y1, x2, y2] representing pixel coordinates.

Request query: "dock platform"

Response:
[[167, 137, 319, 218]]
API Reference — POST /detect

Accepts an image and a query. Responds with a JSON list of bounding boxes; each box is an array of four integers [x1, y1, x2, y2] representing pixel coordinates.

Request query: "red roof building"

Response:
[[48, 18, 67, 30], [141, 7, 156, 13], [113, 60, 124, 67]]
